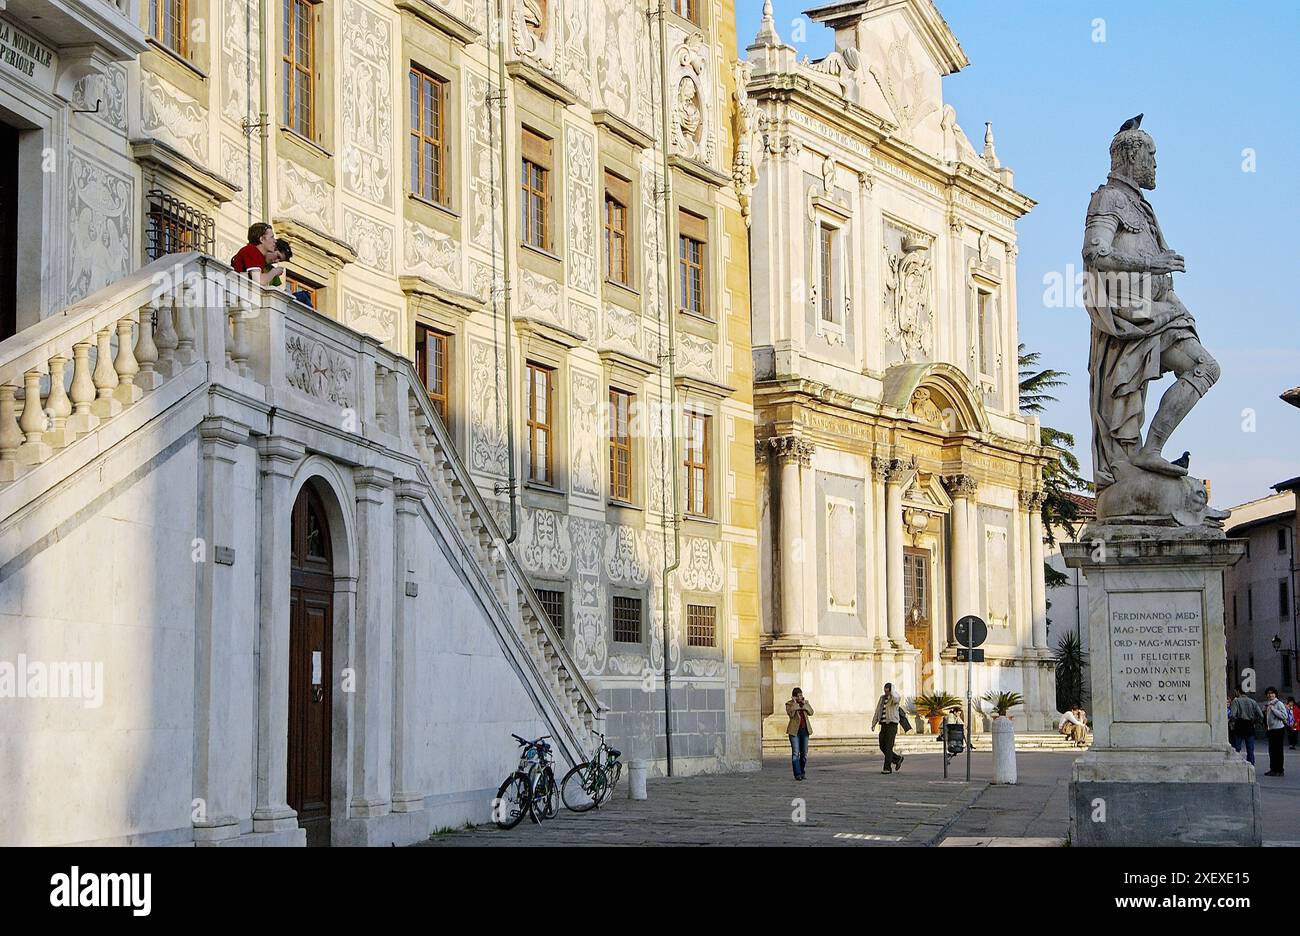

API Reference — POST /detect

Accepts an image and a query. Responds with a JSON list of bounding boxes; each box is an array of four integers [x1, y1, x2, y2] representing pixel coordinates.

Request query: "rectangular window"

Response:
[[416, 325, 451, 425], [978, 291, 992, 374], [283, 0, 317, 139], [150, 0, 189, 58], [1282, 580, 1291, 619], [687, 604, 716, 648], [1248, 587, 1254, 622], [609, 388, 633, 503], [678, 210, 708, 318], [1280, 528, 1289, 553], [612, 595, 642, 644], [526, 362, 554, 485], [604, 172, 630, 285], [683, 412, 711, 517], [819, 223, 835, 323], [536, 589, 565, 638], [521, 129, 552, 251], [285, 273, 320, 310], [672, 0, 699, 23], [409, 67, 448, 206]]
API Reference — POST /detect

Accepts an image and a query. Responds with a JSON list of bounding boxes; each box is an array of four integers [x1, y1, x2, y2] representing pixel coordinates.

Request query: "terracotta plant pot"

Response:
[[927, 715, 944, 734]]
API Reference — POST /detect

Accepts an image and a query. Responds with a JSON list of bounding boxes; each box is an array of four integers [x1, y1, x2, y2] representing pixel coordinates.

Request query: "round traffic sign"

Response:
[[955, 615, 987, 648]]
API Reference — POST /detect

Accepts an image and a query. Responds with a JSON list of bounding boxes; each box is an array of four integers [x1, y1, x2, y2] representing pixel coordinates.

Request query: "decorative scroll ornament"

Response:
[[285, 335, 353, 407]]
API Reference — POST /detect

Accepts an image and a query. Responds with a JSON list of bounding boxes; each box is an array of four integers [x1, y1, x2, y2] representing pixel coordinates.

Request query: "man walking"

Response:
[[785, 688, 813, 781], [1229, 688, 1263, 766], [871, 682, 904, 774], [1264, 687, 1289, 776]]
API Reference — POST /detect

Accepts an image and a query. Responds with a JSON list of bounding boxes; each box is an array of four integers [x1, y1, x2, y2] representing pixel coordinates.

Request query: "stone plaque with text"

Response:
[[1109, 590, 1206, 723]]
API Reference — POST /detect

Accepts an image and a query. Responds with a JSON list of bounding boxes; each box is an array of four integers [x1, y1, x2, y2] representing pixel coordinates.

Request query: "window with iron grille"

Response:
[[536, 589, 565, 638], [612, 596, 642, 644], [145, 190, 214, 261], [687, 604, 716, 648]]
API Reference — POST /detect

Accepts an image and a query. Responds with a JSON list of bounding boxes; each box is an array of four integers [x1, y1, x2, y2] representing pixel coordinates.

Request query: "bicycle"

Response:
[[493, 734, 558, 829], [560, 733, 623, 812]]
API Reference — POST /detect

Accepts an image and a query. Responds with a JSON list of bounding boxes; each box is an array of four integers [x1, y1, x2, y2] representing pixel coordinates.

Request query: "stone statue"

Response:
[[1081, 115, 1226, 533]]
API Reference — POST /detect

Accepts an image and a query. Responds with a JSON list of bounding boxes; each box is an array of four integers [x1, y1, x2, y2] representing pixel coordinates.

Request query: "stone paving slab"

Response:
[[418, 748, 1300, 846], [419, 752, 988, 847]]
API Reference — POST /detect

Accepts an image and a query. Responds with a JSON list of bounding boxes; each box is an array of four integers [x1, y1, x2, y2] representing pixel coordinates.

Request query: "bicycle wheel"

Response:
[[529, 768, 558, 822], [494, 774, 530, 830], [561, 762, 605, 812]]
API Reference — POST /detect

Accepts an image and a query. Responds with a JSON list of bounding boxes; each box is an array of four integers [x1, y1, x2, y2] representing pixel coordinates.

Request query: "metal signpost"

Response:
[[955, 615, 987, 782]]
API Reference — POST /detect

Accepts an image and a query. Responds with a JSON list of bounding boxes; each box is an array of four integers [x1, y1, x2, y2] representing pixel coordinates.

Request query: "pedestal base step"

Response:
[[1069, 779, 1262, 846], [762, 732, 1089, 755]]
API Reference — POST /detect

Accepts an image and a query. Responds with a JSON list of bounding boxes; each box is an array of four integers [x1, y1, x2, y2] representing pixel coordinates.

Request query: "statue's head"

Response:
[[1109, 116, 1157, 190]]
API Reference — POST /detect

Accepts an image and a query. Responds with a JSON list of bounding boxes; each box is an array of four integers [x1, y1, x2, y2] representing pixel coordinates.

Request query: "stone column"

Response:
[[944, 475, 978, 626], [352, 466, 396, 818], [391, 479, 429, 814], [1026, 489, 1048, 650], [253, 436, 306, 833], [883, 458, 910, 647], [770, 435, 814, 637], [193, 417, 251, 843], [871, 456, 890, 649]]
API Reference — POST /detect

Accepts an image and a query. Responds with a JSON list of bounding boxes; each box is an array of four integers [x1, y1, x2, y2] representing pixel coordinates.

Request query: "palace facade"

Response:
[[1, 0, 758, 846], [743, 0, 1057, 738]]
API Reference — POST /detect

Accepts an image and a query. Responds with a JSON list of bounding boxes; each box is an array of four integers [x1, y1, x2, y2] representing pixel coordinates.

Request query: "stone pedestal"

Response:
[[1062, 537, 1259, 846]]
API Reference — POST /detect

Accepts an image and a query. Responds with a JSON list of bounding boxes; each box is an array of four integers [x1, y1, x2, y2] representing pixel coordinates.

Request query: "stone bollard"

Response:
[[628, 760, 649, 800], [991, 716, 1017, 784]]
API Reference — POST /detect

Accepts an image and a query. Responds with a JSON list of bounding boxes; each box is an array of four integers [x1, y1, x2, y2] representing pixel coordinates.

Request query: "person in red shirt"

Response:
[[231, 222, 283, 285]]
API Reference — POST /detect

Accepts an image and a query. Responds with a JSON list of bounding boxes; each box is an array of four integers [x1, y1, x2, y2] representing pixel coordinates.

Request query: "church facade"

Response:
[[743, 1, 1057, 739]]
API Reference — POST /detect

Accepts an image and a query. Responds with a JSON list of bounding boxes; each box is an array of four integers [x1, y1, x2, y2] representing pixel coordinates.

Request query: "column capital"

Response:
[[875, 454, 915, 484], [768, 434, 814, 467], [354, 465, 396, 493], [943, 474, 979, 498], [256, 435, 305, 477], [199, 416, 251, 449], [1020, 488, 1046, 511], [394, 478, 431, 507]]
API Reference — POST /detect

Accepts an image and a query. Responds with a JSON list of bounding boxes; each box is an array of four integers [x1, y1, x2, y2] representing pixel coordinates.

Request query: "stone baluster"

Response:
[[113, 316, 142, 406], [91, 328, 122, 419], [0, 384, 21, 482], [66, 341, 100, 435], [43, 355, 75, 449], [374, 365, 388, 433], [174, 284, 197, 365], [154, 297, 179, 377], [134, 304, 161, 390], [17, 369, 52, 466], [227, 301, 251, 376]]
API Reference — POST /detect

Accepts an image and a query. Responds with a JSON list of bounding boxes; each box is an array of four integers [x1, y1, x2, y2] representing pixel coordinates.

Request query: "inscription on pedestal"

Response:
[[1109, 590, 1205, 723]]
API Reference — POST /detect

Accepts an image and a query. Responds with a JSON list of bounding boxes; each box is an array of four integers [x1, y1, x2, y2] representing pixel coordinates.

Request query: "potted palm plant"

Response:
[[982, 690, 1024, 720], [914, 691, 963, 734]]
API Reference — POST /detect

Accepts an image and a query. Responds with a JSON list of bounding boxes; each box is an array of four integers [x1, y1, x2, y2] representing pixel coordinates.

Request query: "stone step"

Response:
[[762, 732, 1090, 755]]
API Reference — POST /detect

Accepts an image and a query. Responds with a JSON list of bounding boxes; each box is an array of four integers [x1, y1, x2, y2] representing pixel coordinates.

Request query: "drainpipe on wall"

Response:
[[653, 0, 681, 777], [494, 0, 519, 545], [259, 0, 270, 223]]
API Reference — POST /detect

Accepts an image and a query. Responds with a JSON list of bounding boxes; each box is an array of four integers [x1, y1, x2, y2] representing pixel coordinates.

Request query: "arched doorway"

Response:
[[288, 484, 334, 847]]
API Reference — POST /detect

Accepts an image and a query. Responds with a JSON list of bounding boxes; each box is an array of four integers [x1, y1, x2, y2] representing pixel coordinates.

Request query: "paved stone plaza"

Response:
[[418, 749, 1300, 847]]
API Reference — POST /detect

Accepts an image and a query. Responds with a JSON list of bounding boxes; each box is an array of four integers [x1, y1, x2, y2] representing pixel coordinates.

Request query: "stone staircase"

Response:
[[0, 252, 599, 770], [763, 731, 1090, 755]]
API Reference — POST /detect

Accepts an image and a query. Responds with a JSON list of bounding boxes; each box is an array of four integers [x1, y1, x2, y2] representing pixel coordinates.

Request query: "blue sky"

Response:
[[737, 1, 1300, 508]]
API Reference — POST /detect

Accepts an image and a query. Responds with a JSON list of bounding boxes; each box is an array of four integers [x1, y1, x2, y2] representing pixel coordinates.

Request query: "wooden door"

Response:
[[0, 123, 18, 340], [903, 548, 933, 688], [288, 486, 333, 847]]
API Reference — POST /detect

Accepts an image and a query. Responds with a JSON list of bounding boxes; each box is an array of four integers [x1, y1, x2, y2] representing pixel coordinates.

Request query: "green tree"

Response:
[[1017, 343, 1068, 415]]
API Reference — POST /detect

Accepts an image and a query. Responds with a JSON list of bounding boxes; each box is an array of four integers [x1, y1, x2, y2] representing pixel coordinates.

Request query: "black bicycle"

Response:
[[560, 733, 622, 812], [493, 734, 558, 829]]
